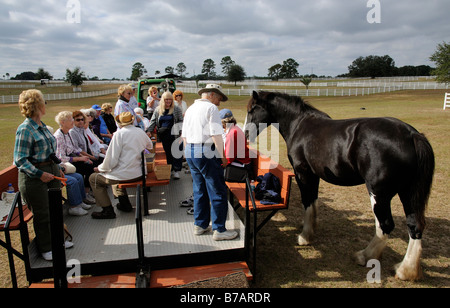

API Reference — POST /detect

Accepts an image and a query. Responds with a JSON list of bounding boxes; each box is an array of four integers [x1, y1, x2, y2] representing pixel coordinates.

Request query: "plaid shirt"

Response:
[[14, 118, 57, 179]]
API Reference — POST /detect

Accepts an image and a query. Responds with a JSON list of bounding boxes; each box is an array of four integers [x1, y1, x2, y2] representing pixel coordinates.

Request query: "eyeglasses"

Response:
[[75, 118, 85, 122]]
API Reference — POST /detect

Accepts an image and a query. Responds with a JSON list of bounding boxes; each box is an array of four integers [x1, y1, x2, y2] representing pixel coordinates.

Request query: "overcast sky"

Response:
[[1, 0, 449, 79]]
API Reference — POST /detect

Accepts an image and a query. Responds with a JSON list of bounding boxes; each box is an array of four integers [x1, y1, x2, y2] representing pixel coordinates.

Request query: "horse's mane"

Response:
[[255, 91, 330, 119]]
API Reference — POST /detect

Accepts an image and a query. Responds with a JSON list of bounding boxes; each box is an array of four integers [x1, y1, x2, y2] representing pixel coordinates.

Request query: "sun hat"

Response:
[[198, 84, 228, 102], [219, 109, 233, 119], [115, 112, 135, 127], [91, 104, 102, 111]]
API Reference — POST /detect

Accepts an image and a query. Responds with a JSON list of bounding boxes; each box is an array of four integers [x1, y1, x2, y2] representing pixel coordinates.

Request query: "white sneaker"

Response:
[[173, 172, 180, 180], [85, 193, 96, 203], [80, 202, 92, 210], [41, 241, 73, 261], [65, 240, 74, 249], [213, 230, 238, 241], [68, 206, 88, 216], [194, 225, 210, 235], [41, 251, 52, 261]]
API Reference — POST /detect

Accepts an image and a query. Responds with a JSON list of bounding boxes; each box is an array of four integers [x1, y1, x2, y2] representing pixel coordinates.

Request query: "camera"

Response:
[[49, 153, 62, 165]]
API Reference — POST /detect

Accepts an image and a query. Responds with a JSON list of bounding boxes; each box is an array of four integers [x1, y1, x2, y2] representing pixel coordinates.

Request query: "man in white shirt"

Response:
[[89, 112, 153, 219], [182, 84, 238, 241]]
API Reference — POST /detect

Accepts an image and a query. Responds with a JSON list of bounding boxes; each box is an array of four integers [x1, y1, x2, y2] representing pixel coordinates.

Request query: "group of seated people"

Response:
[[53, 106, 113, 217], [14, 85, 250, 260]]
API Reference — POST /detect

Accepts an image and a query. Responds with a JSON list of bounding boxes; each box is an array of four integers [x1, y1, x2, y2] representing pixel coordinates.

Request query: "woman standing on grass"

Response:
[[14, 89, 73, 261]]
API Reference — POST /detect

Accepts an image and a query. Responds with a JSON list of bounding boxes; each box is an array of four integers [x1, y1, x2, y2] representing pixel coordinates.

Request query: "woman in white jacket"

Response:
[[89, 112, 153, 219]]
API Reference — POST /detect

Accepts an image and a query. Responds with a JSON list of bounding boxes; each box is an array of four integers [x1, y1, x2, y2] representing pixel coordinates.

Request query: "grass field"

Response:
[[0, 88, 448, 288]]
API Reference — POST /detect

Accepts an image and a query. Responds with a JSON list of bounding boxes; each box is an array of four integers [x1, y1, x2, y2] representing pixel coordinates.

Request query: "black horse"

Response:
[[245, 91, 434, 281]]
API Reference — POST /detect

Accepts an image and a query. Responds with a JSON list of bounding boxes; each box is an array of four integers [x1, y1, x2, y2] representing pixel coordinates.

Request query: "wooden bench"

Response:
[[226, 148, 295, 277], [0, 165, 33, 288], [117, 143, 170, 215]]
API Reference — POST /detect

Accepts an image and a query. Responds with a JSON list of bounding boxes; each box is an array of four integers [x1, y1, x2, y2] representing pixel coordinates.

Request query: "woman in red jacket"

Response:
[[220, 109, 251, 166]]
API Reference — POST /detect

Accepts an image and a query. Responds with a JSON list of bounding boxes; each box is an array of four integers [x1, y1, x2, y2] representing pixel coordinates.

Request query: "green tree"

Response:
[[221, 56, 235, 75], [35, 68, 53, 80], [165, 66, 174, 74], [202, 59, 216, 79], [430, 41, 450, 83], [268, 64, 282, 81], [227, 64, 246, 86], [130, 62, 147, 81], [300, 76, 312, 89], [66, 67, 85, 88], [280, 58, 300, 79], [348, 55, 396, 78], [176, 62, 187, 78], [12, 71, 36, 80]]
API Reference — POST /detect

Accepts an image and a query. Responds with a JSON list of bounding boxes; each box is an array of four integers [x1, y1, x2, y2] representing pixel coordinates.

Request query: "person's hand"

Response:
[[40, 172, 55, 183], [76, 155, 89, 163], [222, 158, 228, 168], [94, 167, 99, 173]]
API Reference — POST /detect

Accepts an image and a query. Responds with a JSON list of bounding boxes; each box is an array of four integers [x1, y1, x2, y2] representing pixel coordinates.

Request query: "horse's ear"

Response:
[[252, 91, 259, 100]]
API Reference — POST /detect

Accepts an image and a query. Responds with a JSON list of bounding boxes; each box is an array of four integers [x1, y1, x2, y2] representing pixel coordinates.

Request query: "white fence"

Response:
[[444, 93, 450, 110], [2, 78, 448, 103], [1, 89, 117, 104], [177, 85, 435, 97]]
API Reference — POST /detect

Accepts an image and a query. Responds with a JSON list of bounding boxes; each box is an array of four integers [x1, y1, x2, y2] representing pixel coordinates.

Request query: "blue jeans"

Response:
[[65, 173, 86, 206], [185, 144, 228, 232]]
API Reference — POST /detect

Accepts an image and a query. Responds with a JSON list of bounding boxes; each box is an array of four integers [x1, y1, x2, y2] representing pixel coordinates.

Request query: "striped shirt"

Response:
[[14, 118, 57, 179]]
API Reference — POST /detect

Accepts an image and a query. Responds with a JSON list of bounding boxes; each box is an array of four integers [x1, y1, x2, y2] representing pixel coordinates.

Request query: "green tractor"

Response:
[[137, 78, 176, 114]]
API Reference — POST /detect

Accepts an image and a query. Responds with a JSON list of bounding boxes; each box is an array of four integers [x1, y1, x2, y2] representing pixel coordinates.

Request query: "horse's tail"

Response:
[[409, 133, 435, 233]]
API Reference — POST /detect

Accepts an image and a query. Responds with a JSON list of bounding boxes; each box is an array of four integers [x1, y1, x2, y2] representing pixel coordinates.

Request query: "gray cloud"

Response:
[[0, 0, 449, 79]]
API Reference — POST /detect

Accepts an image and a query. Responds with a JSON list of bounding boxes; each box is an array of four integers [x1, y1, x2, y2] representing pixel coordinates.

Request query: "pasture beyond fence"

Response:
[[1, 78, 449, 103], [177, 83, 449, 98]]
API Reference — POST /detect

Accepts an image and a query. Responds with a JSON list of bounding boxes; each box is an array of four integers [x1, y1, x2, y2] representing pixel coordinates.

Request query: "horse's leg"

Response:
[[394, 192, 424, 281], [297, 174, 320, 246], [354, 192, 394, 266]]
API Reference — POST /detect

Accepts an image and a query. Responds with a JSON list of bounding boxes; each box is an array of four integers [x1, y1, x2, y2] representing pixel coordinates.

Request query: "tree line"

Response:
[[6, 42, 449, 84]]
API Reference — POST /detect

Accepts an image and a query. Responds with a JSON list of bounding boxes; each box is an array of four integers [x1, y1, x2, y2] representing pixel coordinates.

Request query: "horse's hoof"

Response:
[[354, 250, 366, 266], [298, 234, 311, 246], [394, 262, 423, 281]]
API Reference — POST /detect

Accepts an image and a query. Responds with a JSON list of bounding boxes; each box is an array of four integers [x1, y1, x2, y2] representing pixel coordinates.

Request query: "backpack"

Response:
[[254, 172, 281, 205]]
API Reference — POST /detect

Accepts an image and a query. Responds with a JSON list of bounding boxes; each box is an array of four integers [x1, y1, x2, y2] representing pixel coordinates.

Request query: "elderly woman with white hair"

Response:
[[81, 108, 107, 160], [54, 111, 95, 216]]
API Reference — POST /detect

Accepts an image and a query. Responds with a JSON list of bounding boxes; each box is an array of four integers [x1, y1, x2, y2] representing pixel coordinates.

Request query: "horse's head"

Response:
[[245, 91, 272, 142]]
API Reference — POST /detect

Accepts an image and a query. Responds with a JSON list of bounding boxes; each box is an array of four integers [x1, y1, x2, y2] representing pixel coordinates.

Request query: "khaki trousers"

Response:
[[89, 173, 141, 208]]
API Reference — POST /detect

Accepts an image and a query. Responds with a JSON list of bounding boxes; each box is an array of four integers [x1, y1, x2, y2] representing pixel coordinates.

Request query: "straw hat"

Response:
[[115, 112, 135, 127], [198, 84, 228, 102]]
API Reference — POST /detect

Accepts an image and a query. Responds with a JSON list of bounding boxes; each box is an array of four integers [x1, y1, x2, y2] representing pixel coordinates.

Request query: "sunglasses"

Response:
[[75, 118, 85, 122]]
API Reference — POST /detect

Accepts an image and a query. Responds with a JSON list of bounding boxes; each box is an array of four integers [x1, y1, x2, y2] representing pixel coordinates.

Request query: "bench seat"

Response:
[[225, 148, 295, 279]]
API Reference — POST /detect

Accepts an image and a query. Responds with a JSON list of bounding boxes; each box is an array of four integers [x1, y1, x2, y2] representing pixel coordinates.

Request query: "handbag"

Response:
[[224, 164, 248, 183], [61, 162, 77, 174]]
